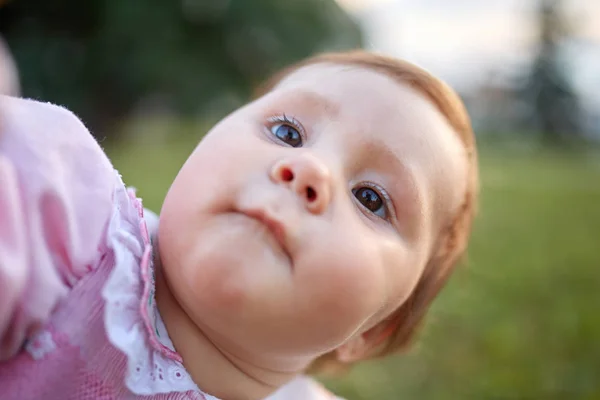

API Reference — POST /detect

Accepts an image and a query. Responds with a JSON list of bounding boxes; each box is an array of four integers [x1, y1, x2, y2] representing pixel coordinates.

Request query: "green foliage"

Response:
[[108, 134, 600, 399], [0, 0, 362, 136]]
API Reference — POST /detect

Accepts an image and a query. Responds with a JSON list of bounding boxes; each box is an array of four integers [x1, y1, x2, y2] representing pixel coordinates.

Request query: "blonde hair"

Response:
[[257, 50, 479, 373]]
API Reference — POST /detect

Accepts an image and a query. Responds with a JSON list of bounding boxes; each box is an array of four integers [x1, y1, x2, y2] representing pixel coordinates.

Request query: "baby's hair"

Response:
[[256, 50, 479, 374]]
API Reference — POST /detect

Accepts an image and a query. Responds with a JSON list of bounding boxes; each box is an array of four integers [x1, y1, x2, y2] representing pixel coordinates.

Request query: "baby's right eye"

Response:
[[268, 115, 304, 148], [271, 124, 302, 147]]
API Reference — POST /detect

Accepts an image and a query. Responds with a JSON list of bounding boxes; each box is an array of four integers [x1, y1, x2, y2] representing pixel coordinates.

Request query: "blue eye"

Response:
[[268, 115, 304, 148], [271, 123, 302, 147], [353, 186, 387, 218]]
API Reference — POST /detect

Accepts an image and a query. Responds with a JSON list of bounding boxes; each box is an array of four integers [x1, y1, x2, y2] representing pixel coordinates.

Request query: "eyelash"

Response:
[[265, 114, 396, 223], [266, 114, 306, 142]]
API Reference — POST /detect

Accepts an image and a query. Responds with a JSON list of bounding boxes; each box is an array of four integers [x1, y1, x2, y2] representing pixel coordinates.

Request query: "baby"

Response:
[[0, 50, 478, 400]]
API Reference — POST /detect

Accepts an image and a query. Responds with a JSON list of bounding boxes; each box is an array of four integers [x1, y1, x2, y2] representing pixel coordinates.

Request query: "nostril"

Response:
[[306, 186, 317, 202], [281, 168, 294, 182]]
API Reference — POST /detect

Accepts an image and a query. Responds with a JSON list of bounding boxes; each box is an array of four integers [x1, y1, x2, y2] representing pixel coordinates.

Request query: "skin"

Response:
[[156, 63, 468, 400]]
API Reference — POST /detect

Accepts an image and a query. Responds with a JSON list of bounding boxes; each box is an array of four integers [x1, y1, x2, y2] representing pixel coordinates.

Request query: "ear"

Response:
[[334, 320, 396, 363]]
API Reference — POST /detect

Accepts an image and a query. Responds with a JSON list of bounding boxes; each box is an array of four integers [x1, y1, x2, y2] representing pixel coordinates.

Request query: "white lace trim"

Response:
[[101, 171, 206, 397], [25, 330, 56, 360]]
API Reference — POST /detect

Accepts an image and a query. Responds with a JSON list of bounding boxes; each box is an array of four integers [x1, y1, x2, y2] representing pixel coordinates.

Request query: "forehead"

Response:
[[273, 63, 459, 157], [273, 63, 468, 226]]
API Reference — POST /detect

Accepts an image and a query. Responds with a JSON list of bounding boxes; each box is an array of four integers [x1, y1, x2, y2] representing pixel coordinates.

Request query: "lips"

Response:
[[239, 208, 290, 257]]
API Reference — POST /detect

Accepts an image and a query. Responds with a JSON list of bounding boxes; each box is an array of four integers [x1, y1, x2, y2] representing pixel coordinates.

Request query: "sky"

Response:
[[335, 0, 600, 105]]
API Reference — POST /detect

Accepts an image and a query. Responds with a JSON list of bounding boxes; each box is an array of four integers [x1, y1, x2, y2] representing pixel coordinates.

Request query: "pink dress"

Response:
[[0, 96, 217, 399], [0, 95, 344, 400]]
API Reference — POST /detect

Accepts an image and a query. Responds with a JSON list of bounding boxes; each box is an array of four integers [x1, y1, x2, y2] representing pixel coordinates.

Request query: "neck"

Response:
[[154, 259, 301, 400]]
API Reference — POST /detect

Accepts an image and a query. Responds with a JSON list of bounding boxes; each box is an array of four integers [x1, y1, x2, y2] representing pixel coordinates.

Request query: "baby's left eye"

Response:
[[353, 186, 387, 218]]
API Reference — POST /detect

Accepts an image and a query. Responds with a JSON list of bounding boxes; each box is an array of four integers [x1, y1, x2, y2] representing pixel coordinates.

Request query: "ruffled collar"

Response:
[[101, 171, 219, 399]]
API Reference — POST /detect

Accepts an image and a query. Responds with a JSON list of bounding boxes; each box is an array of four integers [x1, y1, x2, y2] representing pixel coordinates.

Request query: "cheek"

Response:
[[297, 234, 391, 333], [159, 225, 253, 329], [185, 131, 248, 188], [294, 215, 425, 346], [184, 112, 263, 178], [378, 238, 425, 312], [162, 116, 267, 222], [162, 214, 290, 317]]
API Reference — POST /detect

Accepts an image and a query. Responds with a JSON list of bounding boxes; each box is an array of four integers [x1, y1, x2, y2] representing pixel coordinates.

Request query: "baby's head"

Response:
[[158, 50, 478, 377]]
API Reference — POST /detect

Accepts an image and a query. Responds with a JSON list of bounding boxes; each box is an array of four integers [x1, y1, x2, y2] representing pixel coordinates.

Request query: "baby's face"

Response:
[[159, 63, 468, 366]]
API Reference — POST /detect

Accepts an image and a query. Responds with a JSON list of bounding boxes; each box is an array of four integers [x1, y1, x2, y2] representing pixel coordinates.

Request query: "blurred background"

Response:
[[1, 0, 599, 398]]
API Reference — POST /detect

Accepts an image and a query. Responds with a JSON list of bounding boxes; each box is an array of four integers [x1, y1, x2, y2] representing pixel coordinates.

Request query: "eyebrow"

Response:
[[279, 88, 340, 119]]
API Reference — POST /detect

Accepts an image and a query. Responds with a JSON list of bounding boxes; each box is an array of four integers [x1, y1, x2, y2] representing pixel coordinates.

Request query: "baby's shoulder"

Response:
[[0, 95, 118, 278], [0, 96, 121, 360], [0, 95, 114, 187], [0, 95, 116, 219]]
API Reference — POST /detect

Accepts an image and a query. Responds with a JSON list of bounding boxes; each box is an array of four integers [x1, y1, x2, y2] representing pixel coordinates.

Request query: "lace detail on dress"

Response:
[[101, 172, 203, 396], [25, 330, 56, 360]]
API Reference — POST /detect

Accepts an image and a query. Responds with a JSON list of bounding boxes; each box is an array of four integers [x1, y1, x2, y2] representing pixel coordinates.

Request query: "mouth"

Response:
[[238, 208, 291, 259]]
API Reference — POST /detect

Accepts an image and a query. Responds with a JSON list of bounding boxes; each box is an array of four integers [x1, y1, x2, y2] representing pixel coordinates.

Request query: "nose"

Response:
[[270, 153, 333, 215]]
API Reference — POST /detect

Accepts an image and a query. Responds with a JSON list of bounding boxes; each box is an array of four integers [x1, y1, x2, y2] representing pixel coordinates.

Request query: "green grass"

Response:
[[106, 132, 600, 400]]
